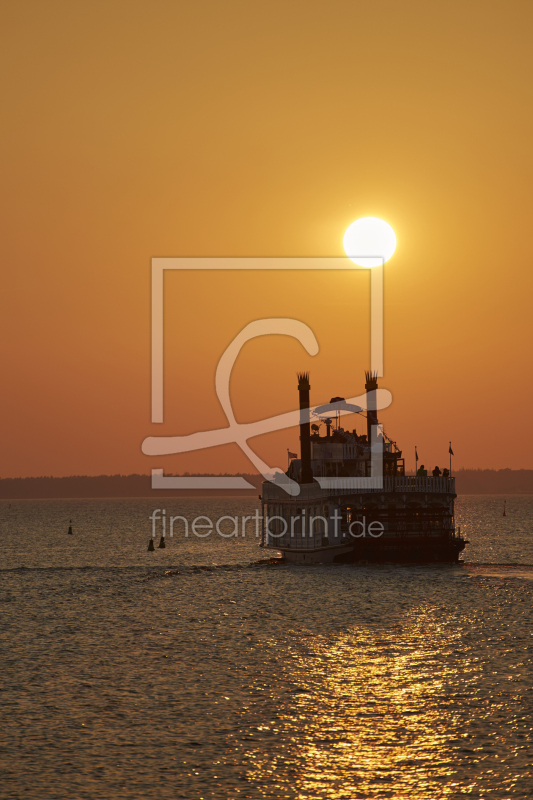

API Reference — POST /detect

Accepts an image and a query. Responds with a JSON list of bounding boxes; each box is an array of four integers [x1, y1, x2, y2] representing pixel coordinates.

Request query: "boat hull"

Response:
[[278, 536, 466, 565]]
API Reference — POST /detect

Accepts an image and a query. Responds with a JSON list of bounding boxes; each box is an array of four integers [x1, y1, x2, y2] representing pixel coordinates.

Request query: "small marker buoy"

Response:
[[503, 500, 506, 517], [68, 519, 73, 535], [148, 538, 155, 551], [158, 536, 166, 549]]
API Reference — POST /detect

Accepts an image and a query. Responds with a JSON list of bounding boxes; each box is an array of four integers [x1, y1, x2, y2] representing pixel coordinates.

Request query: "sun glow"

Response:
[[343, 217, 397, 267]]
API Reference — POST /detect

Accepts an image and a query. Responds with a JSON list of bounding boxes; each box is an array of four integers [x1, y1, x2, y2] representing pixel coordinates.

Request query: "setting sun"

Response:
[[343, 217, 397, 267]]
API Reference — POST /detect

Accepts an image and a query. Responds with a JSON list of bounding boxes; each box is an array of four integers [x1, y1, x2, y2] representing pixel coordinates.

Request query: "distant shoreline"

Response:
[[0, 470, 531, 499]]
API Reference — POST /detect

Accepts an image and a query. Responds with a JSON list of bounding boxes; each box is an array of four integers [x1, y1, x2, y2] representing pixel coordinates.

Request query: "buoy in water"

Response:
[[68, 519, 73, 535], [158, 536, 166, 549], [503, 500, 506, 517], [147, 538, 155, 551]]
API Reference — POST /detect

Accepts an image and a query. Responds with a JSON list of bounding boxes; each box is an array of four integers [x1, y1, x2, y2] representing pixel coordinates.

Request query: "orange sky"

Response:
[[1, 0, 532, 478]]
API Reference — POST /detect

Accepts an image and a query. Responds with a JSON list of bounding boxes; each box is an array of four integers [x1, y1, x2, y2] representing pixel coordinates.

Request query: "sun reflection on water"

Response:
[[241, 607, 487, 798]]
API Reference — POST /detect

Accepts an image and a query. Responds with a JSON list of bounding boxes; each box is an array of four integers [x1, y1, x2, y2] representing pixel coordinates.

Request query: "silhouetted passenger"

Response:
[[416, 464, 427, 477], [432, 466, 442, 477], [442, 468, 449, 477]]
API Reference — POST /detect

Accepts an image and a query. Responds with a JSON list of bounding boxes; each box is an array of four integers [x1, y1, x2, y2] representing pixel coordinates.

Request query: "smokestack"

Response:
[[297, 372, 313, 484], [365, 371, 379, 444]]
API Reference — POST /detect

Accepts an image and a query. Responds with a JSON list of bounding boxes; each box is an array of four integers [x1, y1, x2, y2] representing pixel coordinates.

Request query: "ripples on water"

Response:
[[1, 496, 532, 798]]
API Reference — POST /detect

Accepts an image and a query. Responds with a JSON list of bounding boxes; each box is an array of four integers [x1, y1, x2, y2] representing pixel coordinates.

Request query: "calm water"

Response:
[[1, 495, 532, 799]]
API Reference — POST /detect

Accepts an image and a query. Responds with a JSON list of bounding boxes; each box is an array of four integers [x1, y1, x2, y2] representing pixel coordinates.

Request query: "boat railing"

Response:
[[389, 476, 455, 494], [262, 475, 456, 499]]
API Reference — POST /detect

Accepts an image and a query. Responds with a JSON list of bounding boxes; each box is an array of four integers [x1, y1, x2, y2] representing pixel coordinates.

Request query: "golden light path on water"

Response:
[[240, 603, 511, 799]]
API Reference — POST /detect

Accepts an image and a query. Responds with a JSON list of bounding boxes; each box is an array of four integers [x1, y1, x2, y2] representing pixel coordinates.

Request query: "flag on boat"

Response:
[[288, 451, 297, 459], [415, 446, 419, 463], [449, 443, 454, 456]]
